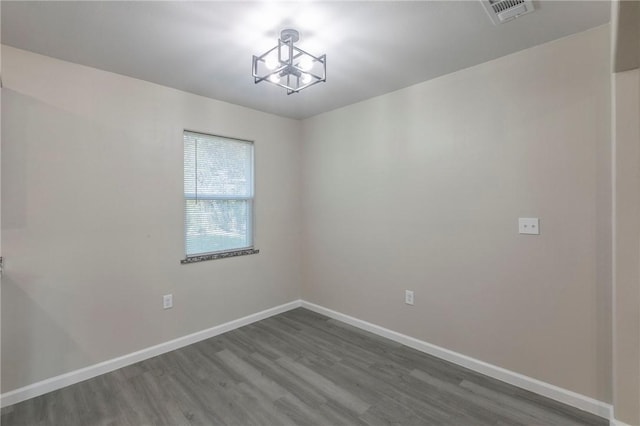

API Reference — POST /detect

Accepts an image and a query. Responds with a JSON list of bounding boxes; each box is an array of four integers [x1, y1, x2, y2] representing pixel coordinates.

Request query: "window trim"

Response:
[[181, 130, 257, 264]]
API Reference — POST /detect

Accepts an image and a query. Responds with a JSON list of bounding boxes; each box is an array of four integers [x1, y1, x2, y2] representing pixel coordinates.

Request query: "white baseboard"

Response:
[[611, 419, 635, 426], [0, 299, 303, 408], [301, 301, 613, 421]]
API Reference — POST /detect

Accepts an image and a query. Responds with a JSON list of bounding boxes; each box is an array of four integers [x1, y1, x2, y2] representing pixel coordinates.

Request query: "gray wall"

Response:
[[301, 25, 612, 402], [613, 67, 640, 426], [611, 4, 640, 423], [1, 46, 303, 392]]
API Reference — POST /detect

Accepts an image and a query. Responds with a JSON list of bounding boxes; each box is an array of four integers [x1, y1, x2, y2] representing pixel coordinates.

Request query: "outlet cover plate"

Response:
[[519, 218, 540, 235], [163, 294, 173, 309], [405, 290, 414, 305]]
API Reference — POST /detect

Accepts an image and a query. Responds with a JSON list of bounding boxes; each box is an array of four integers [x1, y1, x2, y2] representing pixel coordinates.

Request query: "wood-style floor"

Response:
[[1, 308, 607, 426]]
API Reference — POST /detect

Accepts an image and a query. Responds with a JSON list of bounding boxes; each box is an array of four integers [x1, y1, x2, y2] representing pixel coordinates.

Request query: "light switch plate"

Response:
[[519, 218, 540, 235]]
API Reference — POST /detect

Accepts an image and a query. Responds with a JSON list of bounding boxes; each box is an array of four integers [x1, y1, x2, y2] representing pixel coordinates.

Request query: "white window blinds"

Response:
[[184, 131, 254, 257]]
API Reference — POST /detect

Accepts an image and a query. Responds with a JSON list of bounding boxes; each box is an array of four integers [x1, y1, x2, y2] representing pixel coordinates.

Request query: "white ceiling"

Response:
[[1, 1, 610, 119]]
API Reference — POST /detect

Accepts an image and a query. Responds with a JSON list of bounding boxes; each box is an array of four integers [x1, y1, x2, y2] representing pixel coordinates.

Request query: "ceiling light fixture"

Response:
[[252, 29, 326, 95]]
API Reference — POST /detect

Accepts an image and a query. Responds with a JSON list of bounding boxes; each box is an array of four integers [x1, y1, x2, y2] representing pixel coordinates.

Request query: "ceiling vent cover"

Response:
[[481, 0, 534, 25]]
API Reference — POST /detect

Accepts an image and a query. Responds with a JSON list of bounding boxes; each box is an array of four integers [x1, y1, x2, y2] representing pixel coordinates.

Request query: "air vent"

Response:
[[481, 0, 534, 25]]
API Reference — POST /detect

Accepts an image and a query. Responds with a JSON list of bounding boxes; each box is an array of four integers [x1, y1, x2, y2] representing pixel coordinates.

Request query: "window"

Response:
[[182, 131, 257, 263]]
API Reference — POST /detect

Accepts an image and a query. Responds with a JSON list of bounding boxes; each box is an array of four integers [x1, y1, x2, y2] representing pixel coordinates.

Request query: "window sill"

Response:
[[180, 248, 259, 264]]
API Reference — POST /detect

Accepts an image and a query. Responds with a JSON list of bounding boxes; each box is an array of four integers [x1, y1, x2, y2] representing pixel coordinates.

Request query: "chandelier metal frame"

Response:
[[252, 29, 326, 95]]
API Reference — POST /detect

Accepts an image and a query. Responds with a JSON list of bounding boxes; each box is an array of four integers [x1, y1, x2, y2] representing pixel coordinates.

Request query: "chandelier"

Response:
[[252, 29, 326, 95]]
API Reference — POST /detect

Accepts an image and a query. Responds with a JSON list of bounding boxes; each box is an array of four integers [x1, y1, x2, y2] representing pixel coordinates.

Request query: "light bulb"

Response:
[[265, 56, 279, 70], [301, 73, 312, 84], [269, 74, 281, 83], [299, 56, 313, 71]]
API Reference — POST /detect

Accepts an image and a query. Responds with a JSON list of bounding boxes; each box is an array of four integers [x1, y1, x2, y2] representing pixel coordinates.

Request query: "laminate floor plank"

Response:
[[322, 358, 454, 423], [236, 382, 298, 426], [272, 394, 330, 426], [2, 308, 608, 426], [458, 380, 591, 426], [409, 369, 551, 426], [245, 352, 329, 407], [214, 350, 289, 402], [316, 399, 370, 426], [251, 319, 343, 365], [275, 356, 370, 416], [159, 372, 223, 426]]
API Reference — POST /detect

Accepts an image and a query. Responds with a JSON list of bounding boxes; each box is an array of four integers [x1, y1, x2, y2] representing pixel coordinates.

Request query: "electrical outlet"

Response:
[[405, 290, 414, 305], [518, 217, 540, 235], [163, 294, 173, 309]]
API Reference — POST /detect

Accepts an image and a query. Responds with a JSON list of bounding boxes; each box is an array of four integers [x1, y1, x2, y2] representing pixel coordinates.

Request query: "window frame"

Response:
[[181, 130, 259, 264]]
